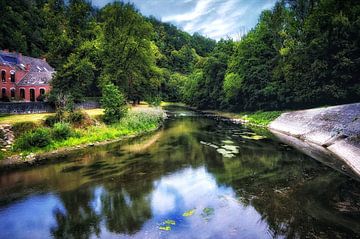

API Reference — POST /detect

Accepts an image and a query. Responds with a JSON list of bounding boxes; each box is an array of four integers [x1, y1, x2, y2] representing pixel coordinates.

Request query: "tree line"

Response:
[[1, 0, 359, 111]]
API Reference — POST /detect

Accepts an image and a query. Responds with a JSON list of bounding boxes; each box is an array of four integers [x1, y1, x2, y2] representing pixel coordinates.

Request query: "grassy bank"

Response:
[[2, 107, 165, 161], [238, 111, 284, 126], [205, 110, 284, 127]]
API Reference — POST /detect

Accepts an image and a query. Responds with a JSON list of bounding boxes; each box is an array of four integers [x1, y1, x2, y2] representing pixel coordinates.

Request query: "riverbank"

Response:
[[269, 103, 360, 177], [201, 109, 283, 127], [0, 106, 166, 169], [199, 104, 360, 178]]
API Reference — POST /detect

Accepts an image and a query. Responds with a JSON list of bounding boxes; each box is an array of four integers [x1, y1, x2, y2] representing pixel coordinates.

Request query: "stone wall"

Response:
[[0, 102, 54, 114], [0, 101, 101, 114]]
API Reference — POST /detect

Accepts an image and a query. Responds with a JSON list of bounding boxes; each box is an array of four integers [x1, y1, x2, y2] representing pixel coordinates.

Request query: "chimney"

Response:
[[18, 52, 22, 62], [42, 57, 47, 62], [26, 64, 31, 71]]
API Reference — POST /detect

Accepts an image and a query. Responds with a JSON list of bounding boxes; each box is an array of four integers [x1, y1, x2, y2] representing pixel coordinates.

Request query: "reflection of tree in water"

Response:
[[100, 187, 151, 234], [51, 187, 101, 239], [206, 145, 360, 238]]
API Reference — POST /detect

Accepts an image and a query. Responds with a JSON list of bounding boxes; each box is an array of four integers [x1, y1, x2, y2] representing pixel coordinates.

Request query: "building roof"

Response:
[[0, 50, 55, 86], [18, 72, 54, 86]]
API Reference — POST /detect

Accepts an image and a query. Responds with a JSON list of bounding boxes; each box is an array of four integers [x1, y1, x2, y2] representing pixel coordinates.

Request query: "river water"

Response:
[[0, 106, 359, 239]]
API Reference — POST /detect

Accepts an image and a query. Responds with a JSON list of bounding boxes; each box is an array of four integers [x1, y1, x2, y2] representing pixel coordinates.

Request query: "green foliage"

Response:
[[2, 0, 359, 111], [101, 83, 128, 124], [14, 128, 52, 150], [146, 95, 162, 106], [52, 122, 72, 140]]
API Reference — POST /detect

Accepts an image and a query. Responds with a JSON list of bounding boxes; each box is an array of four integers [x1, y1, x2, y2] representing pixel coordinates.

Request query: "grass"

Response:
[[0, 109, 104, 125], [204, 109, 284, 126], [239, 111, 284, 126], [5, 107, 164, 159]]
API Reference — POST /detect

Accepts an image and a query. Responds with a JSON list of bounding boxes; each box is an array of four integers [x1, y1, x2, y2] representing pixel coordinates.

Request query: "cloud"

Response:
[[91, 0, 277, 40]]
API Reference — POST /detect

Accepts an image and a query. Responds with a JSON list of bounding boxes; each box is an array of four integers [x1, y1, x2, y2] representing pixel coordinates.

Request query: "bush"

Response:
[[44, 115, 59, 127], [52, 122, 72, 140], [68, 110, 85, 124], [12, 122, 38, 137], [14, 128, 52, 150], [101, 83, 128, 124]]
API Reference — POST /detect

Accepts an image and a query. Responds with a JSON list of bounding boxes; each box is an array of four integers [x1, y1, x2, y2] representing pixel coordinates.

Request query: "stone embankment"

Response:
[[0, 124, 14, 151], [269, 103, 360, 177]]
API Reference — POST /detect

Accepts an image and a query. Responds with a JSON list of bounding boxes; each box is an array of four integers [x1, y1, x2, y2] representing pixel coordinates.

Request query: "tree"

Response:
[[101, 83, 128, 124]]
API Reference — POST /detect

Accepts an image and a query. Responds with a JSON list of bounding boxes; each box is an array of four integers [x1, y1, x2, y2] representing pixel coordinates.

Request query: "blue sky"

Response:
[[91, 0, 277, 40]]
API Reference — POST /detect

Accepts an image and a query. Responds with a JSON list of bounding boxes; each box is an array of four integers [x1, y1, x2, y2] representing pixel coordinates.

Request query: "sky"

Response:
[[91, 0, 277, 40]]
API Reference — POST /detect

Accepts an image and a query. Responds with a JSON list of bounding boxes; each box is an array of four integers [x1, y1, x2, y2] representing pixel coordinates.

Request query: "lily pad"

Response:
[[200, 141, 219, 149], [164, 219, 176, 225], [241, 135, 266, 140], [222, 145, 239, 153], [201, 207, 215, 217], [182, 208, 196, 217], [159, 225, 171, 231], [221, 140, 235, 144]]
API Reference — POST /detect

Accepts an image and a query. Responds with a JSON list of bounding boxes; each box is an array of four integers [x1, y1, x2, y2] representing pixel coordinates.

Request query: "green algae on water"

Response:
[[164, 219, 176, 225], [159, 225, 171, 231], [182, 208, 196, 217], [201, 207, 215, 217]]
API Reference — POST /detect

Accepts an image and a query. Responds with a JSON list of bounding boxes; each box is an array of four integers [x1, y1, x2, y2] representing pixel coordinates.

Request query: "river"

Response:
[[0, 106, 359, 239]]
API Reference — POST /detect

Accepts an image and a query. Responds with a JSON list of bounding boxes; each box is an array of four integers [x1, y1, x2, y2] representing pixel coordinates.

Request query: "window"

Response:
[[40, 89, 45, 95], [10, 71, 15, 82], [30, 89, 35, 102], [10, 88, 15, 99], [1, 71, 5, 82], [20, 89, 25, 99], [1, 88, 6, 97]]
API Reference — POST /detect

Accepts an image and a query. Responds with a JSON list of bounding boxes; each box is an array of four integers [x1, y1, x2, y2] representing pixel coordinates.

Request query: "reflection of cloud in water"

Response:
[[139, 167, 273, 239]]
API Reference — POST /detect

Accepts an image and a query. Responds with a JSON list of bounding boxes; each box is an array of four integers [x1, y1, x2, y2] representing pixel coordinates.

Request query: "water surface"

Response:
[[0, 106, 359, 239]]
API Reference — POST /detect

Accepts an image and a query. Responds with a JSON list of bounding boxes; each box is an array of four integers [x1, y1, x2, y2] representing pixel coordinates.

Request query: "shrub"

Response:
[[68, 110, 85, 124], [44, 115, 59, 127], [14, 127, 52, 150], [52, 122, 72, 140], [12, 122, 38, 137], [101, 83, 128, 124]]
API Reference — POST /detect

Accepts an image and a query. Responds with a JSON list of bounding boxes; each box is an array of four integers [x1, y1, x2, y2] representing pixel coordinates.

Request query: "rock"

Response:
[[270, 103, 360, 177]]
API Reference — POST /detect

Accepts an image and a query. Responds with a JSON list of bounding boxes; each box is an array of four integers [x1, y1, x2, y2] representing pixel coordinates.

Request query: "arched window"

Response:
[[10, 70, 15, 82], [1, 88, 6, 97], [30, 89, 35, 102], [20, 88, 25, 99], [10, 88, 15, 99], [1, 70, 5, 82]]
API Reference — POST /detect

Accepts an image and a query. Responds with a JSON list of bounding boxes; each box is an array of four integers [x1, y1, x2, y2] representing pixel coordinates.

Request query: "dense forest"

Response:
[[1, 0, 359, 111]]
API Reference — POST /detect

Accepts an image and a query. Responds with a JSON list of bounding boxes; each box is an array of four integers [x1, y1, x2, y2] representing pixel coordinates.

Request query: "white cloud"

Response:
[[91, 0, 278, 40]]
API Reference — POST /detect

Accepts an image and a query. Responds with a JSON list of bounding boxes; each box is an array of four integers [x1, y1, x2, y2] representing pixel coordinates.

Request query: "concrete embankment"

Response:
[[269, 103, 360, 177]]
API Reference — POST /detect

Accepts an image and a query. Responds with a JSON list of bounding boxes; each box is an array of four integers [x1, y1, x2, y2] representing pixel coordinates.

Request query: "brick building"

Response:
[[0, 50, 54, 102]]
